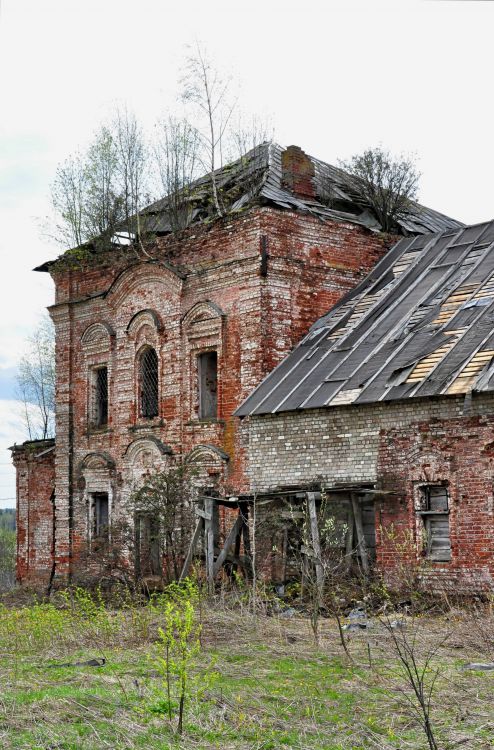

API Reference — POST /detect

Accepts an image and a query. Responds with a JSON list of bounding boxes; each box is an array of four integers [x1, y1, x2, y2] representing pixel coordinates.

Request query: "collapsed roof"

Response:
[[237, 220, 494, 416], [36, 143, 463, 273], [140, 142, 463, 237]]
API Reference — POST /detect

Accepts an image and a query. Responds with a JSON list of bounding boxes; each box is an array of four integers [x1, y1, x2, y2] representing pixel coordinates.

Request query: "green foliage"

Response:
[[128, 463, 197, 582], [0, 509, 15, 531], [0, 527, 15, 591], [0, 589, 491, 749], [151, 579, 216, 733], [341, 146, 420, 232]]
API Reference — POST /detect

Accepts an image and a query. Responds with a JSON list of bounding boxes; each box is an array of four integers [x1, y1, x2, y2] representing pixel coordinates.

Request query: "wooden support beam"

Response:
[[240, 503, 252, 578], [307, 491, 324, 590], [179, 517, 203, 581], [204, 496, 215, 593], [233, 521, 242, 576], [195, 507, 212, 521], [212, 512, 244, 576], [345, 503, 354, 572], [351, 492, 369, 574]]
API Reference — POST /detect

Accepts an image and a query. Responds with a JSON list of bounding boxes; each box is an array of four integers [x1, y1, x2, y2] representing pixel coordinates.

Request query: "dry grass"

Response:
[[0, 591, 493, 749]]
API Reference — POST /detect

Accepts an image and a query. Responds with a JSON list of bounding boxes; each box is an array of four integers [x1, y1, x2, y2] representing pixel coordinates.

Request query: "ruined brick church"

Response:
[[18, 142, 494, 592]]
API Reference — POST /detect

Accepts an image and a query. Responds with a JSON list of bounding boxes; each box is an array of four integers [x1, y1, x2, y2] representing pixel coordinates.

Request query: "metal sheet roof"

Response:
[[236, 221, 494, 416]]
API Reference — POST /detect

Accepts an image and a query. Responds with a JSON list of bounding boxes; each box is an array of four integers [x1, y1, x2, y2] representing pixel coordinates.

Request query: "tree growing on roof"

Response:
[[49, 108, 153, 252], [341, 146, 420, 233], [181, 43, 237, 218], [16, 314, 55, 441], [154, 116, 201, 232]]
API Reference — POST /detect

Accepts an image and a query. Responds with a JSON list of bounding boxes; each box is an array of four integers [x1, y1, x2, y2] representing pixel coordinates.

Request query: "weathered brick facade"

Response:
[[244, 393, 494, 591], [15, 197, 391, 586], [10, 440, 55, 586]]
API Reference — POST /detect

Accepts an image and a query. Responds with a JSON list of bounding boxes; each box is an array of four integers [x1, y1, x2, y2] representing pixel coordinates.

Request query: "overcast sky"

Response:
[[1, 0, 494, 507]]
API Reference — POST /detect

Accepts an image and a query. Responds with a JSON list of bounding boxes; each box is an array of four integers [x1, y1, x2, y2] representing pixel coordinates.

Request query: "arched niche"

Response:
[[181, 300, 225, 330], [185, 443, 229, 487], [78, 451, 116, 474], [80, 322, 115, 352], [122, 437, 173, 488], [124, 436, 173, 463], [106, 262, 184, 310], [126, 309, 164, 339], [406, 447, 452, 486]]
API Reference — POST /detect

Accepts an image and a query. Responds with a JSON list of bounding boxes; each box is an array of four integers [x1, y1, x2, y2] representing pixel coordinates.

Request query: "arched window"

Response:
[[139, 347, 159, 418]]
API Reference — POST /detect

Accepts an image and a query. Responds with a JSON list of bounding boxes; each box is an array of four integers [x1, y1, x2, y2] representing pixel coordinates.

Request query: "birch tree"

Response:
[[16, 315, 55, 441], [181, 43, 236, 217], [154, 116, 201, 232]]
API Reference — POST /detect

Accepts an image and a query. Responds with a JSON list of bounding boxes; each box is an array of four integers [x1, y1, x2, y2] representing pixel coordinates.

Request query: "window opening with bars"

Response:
[[417, 485, 451, 562], [198, 351, 218, 419], [92, 492, 109, 541], [91, 366, 108, 427], [140, 348, 159, 418]]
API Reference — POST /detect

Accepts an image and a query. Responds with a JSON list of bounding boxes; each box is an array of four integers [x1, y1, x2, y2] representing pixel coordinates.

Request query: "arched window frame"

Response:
[[80, 322, 115, 433], [126, 309, 164, 426], [181, 302, 225, 423], [138, 345, 160, 419]]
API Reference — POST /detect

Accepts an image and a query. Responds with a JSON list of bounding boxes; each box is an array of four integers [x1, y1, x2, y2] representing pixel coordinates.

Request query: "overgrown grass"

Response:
[[0, 588, 493, 749]]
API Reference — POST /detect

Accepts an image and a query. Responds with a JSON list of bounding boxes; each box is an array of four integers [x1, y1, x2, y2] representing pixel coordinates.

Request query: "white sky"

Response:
[[1, 0, 494, 507]]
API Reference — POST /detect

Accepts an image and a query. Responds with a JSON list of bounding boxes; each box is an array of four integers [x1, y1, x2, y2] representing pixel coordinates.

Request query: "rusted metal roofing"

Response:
[[141, 143, 463, 237], [236, 221, 494, 416]]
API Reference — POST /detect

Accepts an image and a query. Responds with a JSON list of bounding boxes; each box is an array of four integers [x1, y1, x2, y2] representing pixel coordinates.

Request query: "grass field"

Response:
[[1, 588, 493, 749]]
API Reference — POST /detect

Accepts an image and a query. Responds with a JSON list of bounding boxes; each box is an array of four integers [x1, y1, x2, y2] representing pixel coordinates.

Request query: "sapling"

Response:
[[153, 580, 203, 734]]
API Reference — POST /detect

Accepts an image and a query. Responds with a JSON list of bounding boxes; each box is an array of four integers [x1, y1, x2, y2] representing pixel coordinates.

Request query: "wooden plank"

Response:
[[204, 497, 215, 593], [195, 507, 212, 521], [307, 491, 324, 590], [351, 492, 369, 574], [345, 503, 354, 571], [240, 503, 252, 578], [280, 510, 305, 519], [179, 517, 203, 581], [212, 512, 244, 576]]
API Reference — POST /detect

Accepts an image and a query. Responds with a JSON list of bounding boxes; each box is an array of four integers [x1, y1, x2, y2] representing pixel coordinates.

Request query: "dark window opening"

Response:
[[135, 514, 161, 576], [140, 348, 159, 418], [93, 366, 108, 427], [418, 485, 451, 562], [198, 351, 218, 419], [92, 492, 109, 541]]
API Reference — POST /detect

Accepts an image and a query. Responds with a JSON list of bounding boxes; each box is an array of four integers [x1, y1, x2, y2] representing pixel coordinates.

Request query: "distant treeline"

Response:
[[0, 509, 15, 531]]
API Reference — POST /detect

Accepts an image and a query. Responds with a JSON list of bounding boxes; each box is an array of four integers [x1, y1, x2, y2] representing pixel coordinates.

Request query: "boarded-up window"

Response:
[[91, 366, 108, 427], [92, 492, 109, 541], [140, 348, 159, 418], [198, 352, 218, 419], [419, 486, 451, 562]]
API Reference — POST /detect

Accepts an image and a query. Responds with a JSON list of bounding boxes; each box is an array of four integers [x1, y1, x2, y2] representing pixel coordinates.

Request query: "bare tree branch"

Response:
[[16, 314, 55, 441], [341, 146, 420, 232]]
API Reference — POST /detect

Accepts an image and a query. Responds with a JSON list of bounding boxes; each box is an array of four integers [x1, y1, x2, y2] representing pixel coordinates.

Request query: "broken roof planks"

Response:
[[236, 220, 494, 416]]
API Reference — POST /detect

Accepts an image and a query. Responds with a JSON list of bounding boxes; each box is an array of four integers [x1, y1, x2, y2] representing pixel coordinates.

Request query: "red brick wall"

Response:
[[24, 206, 391, 584], [377, 413, 494, 592], [12, 442, 55, 587]]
